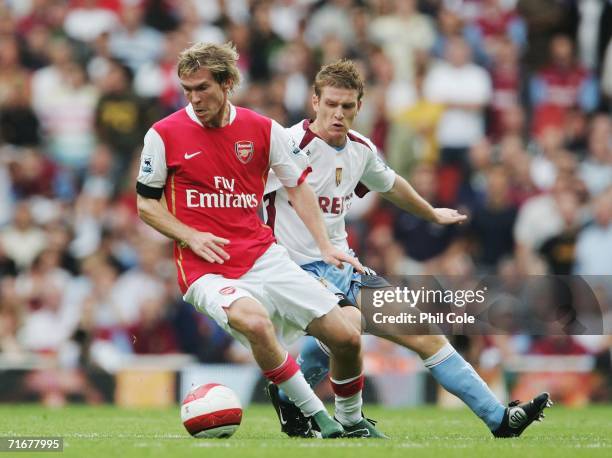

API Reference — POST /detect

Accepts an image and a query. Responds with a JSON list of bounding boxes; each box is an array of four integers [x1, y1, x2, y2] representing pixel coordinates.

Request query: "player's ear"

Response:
[[357, 99, 362, 112], [312, 93, 320, 112], [223, 79, 233, 94]]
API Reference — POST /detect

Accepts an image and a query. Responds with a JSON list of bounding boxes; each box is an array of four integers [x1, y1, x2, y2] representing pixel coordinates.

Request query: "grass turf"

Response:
[[0, 404, 610, 458]]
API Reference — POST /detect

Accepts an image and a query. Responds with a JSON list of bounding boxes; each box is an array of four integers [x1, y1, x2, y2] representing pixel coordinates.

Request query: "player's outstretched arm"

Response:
[[381, 175, 467, 225], [284, 182, 364, 273], [136, 194, 230, 263]]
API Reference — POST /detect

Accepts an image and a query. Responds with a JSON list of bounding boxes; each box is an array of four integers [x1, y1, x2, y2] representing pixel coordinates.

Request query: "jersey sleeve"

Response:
[[264, 169, 283, 194], [268, 120, 311, 188], [136, 128, 167, 199], [359, 139, 396, 193]]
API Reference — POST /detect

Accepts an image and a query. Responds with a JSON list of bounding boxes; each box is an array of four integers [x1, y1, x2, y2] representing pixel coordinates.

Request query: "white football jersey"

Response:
[[264, 120, 396, 265]]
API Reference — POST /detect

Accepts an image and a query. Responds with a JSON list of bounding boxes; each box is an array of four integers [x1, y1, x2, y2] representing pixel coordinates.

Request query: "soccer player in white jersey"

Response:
[[263, 60, 552, 438], [136, 43, 387, 438]]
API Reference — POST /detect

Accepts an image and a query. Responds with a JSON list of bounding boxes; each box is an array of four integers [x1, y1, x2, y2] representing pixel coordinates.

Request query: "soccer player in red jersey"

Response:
[[136, 42, 380, 438]]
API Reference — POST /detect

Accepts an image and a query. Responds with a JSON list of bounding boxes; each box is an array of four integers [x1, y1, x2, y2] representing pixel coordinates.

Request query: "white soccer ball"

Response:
[[181, 383, 243, 438]]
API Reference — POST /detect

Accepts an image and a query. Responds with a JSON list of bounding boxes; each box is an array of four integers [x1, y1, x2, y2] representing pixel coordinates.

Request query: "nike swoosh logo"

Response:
[[278, 408, 287, 425], [184, 151, 202, 159]]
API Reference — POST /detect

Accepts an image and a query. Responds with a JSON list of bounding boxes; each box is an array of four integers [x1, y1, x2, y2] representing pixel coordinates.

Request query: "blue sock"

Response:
[[423, 343, 506, 431], [279, 336, 330, 403]]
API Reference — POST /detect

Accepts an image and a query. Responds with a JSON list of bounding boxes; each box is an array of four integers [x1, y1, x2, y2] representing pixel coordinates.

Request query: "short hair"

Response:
[[177, 42, 241, 89], [313, 59, 364, 101]]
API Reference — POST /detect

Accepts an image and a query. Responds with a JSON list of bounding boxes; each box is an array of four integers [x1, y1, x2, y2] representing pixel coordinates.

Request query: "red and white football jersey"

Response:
[[137, 104, 310, 293], [264, 120, 396, 266]]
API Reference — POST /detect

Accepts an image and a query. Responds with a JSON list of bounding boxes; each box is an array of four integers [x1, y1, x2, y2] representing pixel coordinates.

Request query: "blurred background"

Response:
[[0, 0, 610, 409]]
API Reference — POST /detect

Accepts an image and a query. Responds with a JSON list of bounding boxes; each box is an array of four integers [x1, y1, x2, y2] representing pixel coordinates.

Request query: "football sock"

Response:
[[279, 336, 330, 403], [423, 343, 505, 431], [330, 374, 364, 426], [263, 352, 325, 417]]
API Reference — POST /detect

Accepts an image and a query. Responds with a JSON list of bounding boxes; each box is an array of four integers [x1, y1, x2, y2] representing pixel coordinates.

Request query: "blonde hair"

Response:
[[313, 59, 364, 101], [177, 42, 241, 89]]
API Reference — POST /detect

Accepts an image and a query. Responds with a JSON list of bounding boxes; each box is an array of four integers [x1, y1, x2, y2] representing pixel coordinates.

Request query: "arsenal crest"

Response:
[[335, 167, 343, 186], [235, 140, 254, 164]]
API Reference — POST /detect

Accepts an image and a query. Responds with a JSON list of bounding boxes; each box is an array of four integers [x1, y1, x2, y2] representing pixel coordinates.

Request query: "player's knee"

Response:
[[227, 301, 274, 341], [332, 327, 361, 356], [347, 330, 362, 353], [241, 315, 274, 341]]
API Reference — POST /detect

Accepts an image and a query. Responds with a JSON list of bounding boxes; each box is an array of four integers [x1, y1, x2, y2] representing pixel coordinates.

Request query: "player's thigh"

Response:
[[225, 296, 275, 338], [383, 334, 449, 359], [183, 274, 261, 346], [340, 304, 362, 331], [356, 280, 448, 358]]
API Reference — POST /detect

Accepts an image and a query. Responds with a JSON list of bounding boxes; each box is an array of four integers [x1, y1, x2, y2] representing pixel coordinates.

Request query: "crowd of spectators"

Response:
[[0, 0, 611, 404]]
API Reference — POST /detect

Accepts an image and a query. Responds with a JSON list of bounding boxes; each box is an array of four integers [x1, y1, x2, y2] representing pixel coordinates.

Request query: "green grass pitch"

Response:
[[1, 404, 611, 458]]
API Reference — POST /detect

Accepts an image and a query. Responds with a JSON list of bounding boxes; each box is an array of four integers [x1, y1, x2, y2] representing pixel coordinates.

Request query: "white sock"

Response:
[[422, 342, 455, 368], [335, 392, 363, 426], [331, 374, 363, 426], [279, 372, 325, 417]]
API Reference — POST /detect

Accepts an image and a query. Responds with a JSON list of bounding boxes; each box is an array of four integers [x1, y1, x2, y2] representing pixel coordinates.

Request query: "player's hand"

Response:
[[185, 231, 230, 263], [432, 208, 467, 225], [321, 245, 365, 273]]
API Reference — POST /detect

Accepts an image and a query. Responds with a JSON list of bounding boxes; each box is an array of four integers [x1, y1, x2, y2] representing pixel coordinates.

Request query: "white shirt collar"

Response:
[[186, 103, 236, 127]]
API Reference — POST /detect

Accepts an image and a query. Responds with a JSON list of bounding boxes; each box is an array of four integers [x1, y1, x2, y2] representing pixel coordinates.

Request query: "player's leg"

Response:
[[306, 308, 386, 438], [384, 333, 507, 431], [269, 262, 381, 437], [357, 287, 552, 437], [270, 336, 330, 437], [185, 275, 343, 438], [290, 264, 551, 437], [307, 306, 363, 429], [294, 306, 361, 387], [225, 297, 342, 438], [296, 337, 330, 388], [260, 248, 384, 438], [306, 306, 361, 380], [290, 263, 362, 391], [225, 296, 291, 369]]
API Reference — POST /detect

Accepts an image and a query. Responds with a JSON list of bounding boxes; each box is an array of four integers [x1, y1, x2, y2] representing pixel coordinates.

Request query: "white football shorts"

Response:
[[183, 243, 339, 348]]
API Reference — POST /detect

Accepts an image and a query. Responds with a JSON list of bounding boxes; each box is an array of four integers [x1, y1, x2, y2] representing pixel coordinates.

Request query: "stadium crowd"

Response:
[[0, 0, 611, 405]]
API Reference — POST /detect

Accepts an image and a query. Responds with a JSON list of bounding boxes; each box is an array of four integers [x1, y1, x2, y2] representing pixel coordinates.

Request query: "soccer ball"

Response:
[[181, 383, 243, 438]]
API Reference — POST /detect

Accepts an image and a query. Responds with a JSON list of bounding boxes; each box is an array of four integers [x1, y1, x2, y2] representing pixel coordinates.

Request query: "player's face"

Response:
[[180, 68, 230, 127], [312, 86, 361, 147]]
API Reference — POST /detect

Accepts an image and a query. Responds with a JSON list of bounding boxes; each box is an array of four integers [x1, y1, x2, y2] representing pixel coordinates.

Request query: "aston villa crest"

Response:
[[235, 141, 254, 164], [335, 167, 343, 186]]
